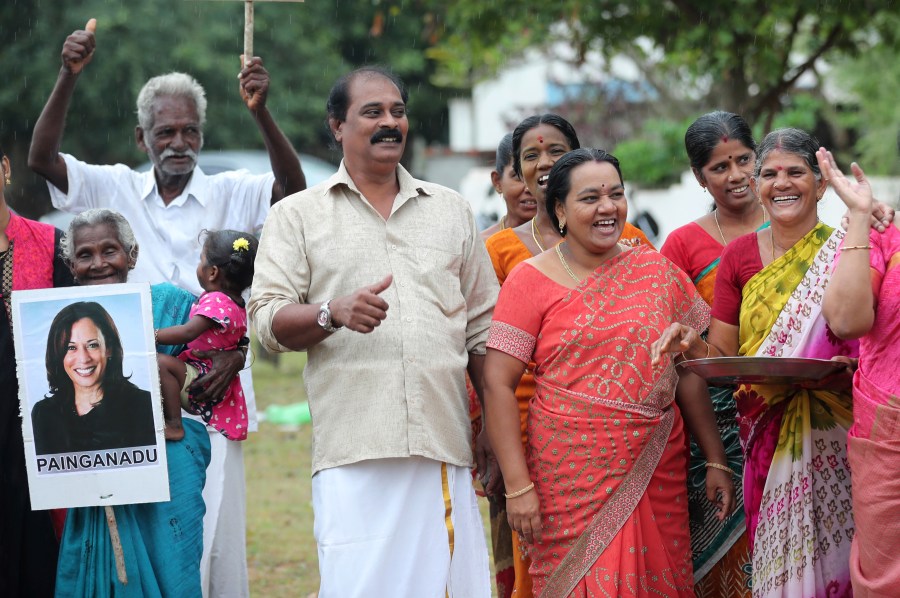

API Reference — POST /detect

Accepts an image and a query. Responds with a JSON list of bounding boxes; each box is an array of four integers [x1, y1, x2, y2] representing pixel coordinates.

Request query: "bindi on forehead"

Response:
[[775, 165, 783, 171], [537, 135, 544, 144], [721, 135, 729, 143]]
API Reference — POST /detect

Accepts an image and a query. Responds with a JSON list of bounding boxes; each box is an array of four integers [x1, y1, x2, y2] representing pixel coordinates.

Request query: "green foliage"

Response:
[[770, 95, 825, 133], [831, 29, 900, 175], [436, 0, 900, 127], [612, 118, 692, 188]]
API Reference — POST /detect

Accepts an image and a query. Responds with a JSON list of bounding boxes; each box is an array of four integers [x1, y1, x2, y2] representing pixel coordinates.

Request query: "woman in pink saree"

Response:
[[484, 148, 734, 597], [819, 148, 900, 597]]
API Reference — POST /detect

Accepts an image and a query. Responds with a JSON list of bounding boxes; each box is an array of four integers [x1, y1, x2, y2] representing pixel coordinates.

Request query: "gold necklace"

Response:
[[713, 210, 728, 245], [499, 215, 508, 230], [531, 218, 547, 252], [555, 242, 581, 282]]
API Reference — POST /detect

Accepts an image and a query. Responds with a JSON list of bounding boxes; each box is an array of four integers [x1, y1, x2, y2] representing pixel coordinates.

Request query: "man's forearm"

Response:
[[28, 68, 79, 193]]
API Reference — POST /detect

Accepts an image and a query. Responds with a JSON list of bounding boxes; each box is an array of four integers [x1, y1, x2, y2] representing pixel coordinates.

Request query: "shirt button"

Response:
[[391, 244, 398, 250], [399, 281, 407, 287], [408, 356, 415, 363], [406, 316, 413, 322]]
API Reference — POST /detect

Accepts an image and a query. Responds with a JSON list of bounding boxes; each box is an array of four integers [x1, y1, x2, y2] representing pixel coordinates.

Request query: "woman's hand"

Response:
[[506, 486, 542, 545], [650, 323, 704, 366], [819, 147, 895, 232], [190, 349, 243, 403], [706, 467, 736, 522], [799, 356, 855, 391]]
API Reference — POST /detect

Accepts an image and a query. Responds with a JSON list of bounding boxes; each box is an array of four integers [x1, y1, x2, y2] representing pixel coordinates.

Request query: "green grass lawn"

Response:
[[245, 350, 496, 596]]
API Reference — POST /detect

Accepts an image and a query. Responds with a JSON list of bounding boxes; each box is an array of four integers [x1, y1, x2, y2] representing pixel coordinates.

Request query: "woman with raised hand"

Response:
[[818, 148, 900, 597], [485, 148, 732, 597], [651, 128, 895, 597], [660, 111, 765, 596]]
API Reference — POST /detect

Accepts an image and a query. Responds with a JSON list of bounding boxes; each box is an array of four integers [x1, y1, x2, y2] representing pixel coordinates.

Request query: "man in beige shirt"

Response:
[[249, 67, 498, 597]]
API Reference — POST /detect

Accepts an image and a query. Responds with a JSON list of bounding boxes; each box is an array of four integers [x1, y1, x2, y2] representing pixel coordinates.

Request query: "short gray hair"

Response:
[[754, 128, 822, 182], [60, 209, 139, 266], [136, 72, 207, 131]]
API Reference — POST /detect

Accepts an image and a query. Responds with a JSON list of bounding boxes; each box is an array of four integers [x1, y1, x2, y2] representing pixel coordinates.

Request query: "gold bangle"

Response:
[[840, 245, 871, 251], [705, 462, 735, 476], [504, 482, 535, 499], [679, 340, 711, 363]]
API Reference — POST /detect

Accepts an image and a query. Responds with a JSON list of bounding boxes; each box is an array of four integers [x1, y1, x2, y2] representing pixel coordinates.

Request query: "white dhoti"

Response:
[[200, 432, 249, 598], [313, 456, 491, 598]]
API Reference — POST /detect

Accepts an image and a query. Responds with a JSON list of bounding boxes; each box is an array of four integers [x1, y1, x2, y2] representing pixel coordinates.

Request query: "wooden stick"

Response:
[[105, 505, 128, 585], [244, 0, 254, 65]]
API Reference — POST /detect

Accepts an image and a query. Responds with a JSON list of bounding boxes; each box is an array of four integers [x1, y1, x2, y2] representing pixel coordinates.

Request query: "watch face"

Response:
[[317, 308, 329, 327]]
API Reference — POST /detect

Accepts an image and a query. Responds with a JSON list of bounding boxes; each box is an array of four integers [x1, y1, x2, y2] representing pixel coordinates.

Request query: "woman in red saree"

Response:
[[484, 148, 734, 597]]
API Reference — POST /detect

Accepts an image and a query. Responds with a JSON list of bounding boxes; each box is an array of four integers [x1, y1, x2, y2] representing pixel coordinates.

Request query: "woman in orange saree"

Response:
[[484, 148, 733, 597]]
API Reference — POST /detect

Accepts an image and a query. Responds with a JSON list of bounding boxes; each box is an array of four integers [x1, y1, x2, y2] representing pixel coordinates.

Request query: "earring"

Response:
[[3, 176, 9, 186], [559, 221, 566, 235], [702, 186, 707, 193]]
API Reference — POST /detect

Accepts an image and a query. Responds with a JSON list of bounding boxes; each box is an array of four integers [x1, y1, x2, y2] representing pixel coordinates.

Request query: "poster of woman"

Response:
[[13, 283, 168, 509]]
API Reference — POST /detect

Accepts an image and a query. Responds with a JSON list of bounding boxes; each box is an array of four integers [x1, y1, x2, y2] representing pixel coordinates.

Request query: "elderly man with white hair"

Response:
[[29, 18, 305, 598]]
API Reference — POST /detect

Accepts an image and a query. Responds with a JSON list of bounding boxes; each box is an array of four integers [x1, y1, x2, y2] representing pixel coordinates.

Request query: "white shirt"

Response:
[[48, 153, 275, 431], [50, 153, 274, 296]]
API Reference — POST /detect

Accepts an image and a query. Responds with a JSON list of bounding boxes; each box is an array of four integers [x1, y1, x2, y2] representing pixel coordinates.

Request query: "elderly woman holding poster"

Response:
[[52, 208, 210, 597]]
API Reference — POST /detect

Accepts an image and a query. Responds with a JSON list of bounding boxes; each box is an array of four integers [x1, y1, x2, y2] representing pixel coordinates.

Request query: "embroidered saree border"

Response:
[[540, 405, 675, 597]]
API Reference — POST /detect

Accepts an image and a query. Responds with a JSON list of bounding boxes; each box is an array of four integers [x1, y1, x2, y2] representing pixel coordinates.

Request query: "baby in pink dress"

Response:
[[156, 230, 258, 441]]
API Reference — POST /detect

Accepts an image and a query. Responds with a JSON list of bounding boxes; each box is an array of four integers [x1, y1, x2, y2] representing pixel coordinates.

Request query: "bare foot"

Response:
[[165, 423, 185, 441]]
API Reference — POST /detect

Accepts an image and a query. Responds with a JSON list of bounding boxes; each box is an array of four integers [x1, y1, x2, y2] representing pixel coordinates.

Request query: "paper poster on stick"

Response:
[[13, 283, 168, 510]]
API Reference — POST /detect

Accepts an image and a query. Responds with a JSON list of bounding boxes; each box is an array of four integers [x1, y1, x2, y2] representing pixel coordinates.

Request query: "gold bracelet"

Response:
[[705, 462, 735, 476], [504, 482, 535, 499], [840, 245, 871, 251], [679, 340, 711, 363]]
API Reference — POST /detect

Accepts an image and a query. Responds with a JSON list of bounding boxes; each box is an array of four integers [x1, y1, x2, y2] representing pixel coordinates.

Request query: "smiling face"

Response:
[[63, 318, 109, 390], [695, 138, 756, 210], [330, 74, 408, 175], [519, 124, 572, 203], [555, 161, 627, 258], [495, 162, 537, 222], [752, 149, 825, 229], [70, 223, 136, 285], [137, 94, 203, 177]]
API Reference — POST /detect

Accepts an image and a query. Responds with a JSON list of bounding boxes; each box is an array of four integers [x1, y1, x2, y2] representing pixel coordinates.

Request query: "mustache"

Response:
[[370, 129, 404, 144], [159, 147, 199, 162]]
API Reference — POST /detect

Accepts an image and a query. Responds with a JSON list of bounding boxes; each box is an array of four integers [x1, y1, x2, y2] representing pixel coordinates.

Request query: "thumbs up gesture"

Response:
[[62, 19, 97, 75], [329, 275, 393, 333]]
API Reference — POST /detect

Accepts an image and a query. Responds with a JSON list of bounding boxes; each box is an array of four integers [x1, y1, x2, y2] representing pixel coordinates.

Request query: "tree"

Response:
[[432, 1, 900, 130]]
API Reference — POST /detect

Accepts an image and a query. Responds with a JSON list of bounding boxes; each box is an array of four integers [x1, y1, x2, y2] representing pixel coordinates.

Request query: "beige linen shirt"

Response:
[[249, 162, 499, 474]]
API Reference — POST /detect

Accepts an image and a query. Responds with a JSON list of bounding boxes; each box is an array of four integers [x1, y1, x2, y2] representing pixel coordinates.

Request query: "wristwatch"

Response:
[[317, 299, 342, 333]]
